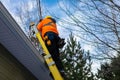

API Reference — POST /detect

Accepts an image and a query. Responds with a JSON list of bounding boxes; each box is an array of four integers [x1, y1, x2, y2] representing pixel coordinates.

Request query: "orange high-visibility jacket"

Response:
[[37, 18, 59, 38]]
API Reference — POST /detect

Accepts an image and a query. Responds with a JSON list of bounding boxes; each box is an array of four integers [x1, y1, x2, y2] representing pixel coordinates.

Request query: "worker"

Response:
[[37, 16, 65, 77]]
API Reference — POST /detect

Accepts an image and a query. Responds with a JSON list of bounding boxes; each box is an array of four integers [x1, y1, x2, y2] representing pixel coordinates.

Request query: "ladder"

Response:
[[29, 22, 64, 80]]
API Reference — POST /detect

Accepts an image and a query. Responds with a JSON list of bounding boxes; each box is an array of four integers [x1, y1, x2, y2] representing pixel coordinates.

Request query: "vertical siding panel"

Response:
[[0, 44, 37, 80]]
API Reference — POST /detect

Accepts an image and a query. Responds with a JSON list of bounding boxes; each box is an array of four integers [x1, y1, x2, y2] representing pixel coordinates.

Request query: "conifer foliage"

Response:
[[61, 33, 94, 80], [96, 54, 120, 80]]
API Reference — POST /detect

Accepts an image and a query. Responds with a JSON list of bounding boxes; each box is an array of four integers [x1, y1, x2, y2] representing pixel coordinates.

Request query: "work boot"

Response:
[[60, 70, 67, 79]]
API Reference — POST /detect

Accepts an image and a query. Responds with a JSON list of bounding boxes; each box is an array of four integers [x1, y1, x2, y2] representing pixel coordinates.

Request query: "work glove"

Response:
[[44, 35, 51, 46], [58, 38, 66, 48], [32, 30, 35, 35]]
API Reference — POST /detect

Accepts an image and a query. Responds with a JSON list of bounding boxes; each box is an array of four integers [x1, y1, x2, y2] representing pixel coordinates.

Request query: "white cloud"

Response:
[[91, 61, 100, 74], [113, 0, 120, 5], [1, 0, 11, 10], [58, 1, 66, 10], [27, 0, 36, 11], [57, 21, 69, 38], [83, 45, 94, 52], [12, 13, 26, 32]]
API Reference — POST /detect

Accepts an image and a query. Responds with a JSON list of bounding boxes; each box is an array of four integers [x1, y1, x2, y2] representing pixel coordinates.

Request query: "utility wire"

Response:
[[37, 0, 42, 19]]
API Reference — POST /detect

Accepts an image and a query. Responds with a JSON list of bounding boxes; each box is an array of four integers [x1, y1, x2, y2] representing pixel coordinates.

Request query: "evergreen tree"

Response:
[[96, 53, 120, 80], [61, 33, 94, 80], [96, 63, 114, 80], [111, 54, 120, 80]]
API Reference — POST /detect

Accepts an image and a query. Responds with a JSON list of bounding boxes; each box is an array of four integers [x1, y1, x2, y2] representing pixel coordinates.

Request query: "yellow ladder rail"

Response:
[[36, 32, 64, 80]]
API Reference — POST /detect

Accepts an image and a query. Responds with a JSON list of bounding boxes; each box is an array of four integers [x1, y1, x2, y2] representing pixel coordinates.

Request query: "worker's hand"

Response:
[[39, 19, 43, 22], [32, 30, 35, 35]]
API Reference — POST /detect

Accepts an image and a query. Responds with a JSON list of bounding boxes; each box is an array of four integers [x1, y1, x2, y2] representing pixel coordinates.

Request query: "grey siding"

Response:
[[0, 44, 37, 80]]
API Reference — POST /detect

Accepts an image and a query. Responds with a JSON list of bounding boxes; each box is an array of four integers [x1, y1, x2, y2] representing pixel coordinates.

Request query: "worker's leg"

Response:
[[44, 32, 64, 71], [49, 45, 63, 71]]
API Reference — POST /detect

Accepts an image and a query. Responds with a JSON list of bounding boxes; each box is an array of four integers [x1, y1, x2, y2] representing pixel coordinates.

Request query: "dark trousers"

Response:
[[44, 32, 64, 71]]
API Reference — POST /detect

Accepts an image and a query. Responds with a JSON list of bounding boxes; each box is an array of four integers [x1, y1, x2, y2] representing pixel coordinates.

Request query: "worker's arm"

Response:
[[37, 21, 43, 32]]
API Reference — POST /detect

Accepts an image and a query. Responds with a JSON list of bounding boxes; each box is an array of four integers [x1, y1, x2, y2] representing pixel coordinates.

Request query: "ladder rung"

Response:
[[44, 54, 51, 59], [48, 61, 55, 66]]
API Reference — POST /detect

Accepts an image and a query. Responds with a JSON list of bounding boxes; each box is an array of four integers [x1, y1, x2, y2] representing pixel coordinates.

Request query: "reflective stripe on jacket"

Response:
[[37, 18, 59, 38]]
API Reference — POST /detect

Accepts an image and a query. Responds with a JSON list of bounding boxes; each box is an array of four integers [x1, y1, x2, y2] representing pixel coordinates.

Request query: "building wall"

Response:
[[0, 44, 37, 80]]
